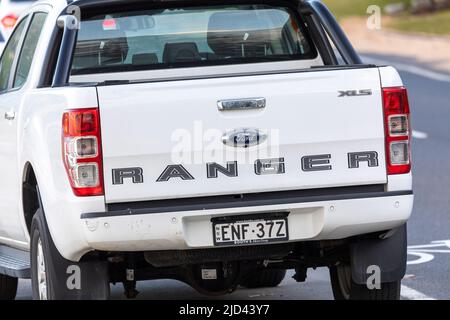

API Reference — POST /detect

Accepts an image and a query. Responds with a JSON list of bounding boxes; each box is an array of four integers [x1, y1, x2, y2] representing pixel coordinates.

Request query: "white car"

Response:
[[0, 0, 413, 300], [0, 25, 5, 53], [0, 0, 36, 38]]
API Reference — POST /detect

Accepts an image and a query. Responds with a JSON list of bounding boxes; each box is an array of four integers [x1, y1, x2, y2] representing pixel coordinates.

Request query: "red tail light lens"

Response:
[[62, 108, 104, 196], [2, 14, 18, 29], [383, 87, 411, 175], [102, 18, 117, 30]]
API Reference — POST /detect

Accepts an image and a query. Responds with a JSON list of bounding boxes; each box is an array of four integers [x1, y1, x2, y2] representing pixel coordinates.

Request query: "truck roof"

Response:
[[66, 0, 304, 8]]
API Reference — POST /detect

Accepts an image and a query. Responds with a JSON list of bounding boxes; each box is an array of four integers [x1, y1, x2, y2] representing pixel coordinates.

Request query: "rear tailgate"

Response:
[[97, 67, 387, 204]]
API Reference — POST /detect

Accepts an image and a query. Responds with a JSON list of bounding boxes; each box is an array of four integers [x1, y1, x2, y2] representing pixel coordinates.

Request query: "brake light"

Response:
[[102, 18, 117, 30], [383, 87, 411, 175], [2, 14, 18, 29], [62, 108, 104, 196]]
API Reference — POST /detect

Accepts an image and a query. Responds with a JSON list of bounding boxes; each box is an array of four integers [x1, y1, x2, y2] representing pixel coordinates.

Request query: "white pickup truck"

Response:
[[0, 0, 413, 300]]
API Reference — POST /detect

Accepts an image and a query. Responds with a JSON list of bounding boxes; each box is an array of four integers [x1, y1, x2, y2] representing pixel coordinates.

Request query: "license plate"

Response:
[[213, 215, 289, 246]]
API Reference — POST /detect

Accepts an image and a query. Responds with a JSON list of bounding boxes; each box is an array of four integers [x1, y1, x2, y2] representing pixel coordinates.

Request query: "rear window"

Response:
[[71, 4, 316, 75]]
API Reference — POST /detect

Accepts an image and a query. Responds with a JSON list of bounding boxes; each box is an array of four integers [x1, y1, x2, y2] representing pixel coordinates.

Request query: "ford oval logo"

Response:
[[222, 128, 267, 148]]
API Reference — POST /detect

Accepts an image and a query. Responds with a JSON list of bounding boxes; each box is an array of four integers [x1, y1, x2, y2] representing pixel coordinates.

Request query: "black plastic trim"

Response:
[[305, 0, 363, 64], [52, 16, 79, 87], [303, 13, 337, 65], [81, 186, 413, 219], [351, 224, 407, 284], [39, 22, 63, 87]]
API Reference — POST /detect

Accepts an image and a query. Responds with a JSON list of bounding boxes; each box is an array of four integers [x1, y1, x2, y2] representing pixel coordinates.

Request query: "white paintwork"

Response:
[[0, 0, 413, 263], [387, 173, 413, 192], [379, 66, 404, 88], [99, 68, 388, 203], [82, 194, 413, 253], [0, 80, 23, 241]]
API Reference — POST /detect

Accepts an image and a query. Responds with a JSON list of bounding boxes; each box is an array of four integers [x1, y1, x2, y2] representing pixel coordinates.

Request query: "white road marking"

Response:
[[407, 251, 435, 265], [412, 130, 428, 139], [407, 240, 450, 264], [409, 241, 450, 249], [409, 239, 450, 250], [401, 285, 436, 300], [412, 249, 450, 253], [361, 55, 450, 83]]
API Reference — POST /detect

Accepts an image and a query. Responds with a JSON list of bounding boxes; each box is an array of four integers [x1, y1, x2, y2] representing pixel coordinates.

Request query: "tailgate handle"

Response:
[[217, 97, 266, 111]]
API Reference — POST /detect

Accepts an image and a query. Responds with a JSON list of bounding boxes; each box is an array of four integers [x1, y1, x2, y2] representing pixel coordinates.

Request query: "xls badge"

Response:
[[338, 89, 372, 97]]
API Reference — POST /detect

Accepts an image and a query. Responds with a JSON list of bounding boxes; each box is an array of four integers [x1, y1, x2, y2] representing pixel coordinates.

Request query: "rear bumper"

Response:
[[80, 189, 413, 253]]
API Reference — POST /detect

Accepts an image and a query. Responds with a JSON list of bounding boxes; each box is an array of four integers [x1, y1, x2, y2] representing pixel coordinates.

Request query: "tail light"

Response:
[[2, 14, 18, 29], [62, 108, 104, 196], [383, 87, 411, 175]]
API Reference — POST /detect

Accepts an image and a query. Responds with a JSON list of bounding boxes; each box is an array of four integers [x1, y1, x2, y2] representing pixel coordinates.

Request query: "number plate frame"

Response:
[[211, 212, 290, 247]]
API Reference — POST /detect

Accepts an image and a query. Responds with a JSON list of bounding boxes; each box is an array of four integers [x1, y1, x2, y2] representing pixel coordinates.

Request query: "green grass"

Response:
[[323, 0, 450, 35], [322, 0, 410, 19], [390, 10, 450, 35]]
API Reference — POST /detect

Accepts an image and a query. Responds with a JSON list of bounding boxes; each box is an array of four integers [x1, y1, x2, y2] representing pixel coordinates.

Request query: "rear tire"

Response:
[[329, 265, 400, 300], [30, 208, 110, 300], [241, 269, 286, 289], [0, 274, 18, 300], [30, 210, 53, 300]]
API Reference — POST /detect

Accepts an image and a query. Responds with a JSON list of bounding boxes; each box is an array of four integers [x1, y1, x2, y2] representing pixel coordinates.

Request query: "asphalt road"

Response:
[[16, 54, 450, 300]]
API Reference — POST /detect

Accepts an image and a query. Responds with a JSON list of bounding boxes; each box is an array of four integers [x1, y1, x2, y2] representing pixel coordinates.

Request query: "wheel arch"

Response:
[[22, 162, 40, 235]]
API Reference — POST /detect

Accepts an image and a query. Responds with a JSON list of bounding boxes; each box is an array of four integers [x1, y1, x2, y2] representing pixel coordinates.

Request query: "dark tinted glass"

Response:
[[13, 12, 47, 88], [0, 18, 27, 92], [72, 4, 316, 75]]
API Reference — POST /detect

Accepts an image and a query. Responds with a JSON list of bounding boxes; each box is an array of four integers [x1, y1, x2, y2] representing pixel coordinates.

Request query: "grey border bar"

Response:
[[81, 189, 413, 219]]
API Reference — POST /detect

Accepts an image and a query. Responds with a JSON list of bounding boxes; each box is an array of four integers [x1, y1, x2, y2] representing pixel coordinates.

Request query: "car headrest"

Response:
[[163, 42, 202, 64], [98, 34, 129, 65], [207, 11, 272, 58], [132, 53, 159, 65], [75, 20, 129, 66]]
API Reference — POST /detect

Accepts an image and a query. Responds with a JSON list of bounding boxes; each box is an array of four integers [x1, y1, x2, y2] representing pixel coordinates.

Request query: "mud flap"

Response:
[[350, 224, 407, 285], [47, 250, 110, 300], [32, 207, 110, 300]]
